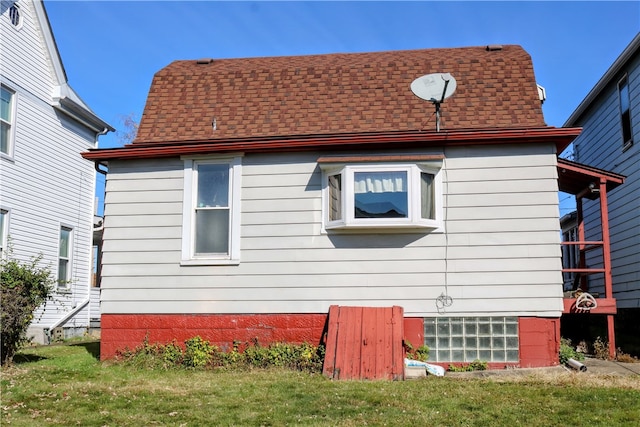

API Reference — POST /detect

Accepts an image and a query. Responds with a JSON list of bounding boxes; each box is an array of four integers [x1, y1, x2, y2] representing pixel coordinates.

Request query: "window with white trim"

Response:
[[182, 156, 242, 265], [321, 160, 443, 231], [0, 209, 8, 257], [58, 226, 73, 288], [1, 86, 16, 156], [618, 74, 633, 150]]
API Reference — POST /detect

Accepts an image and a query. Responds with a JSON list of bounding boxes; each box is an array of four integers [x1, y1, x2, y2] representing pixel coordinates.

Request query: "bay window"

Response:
[[321, 158, 443, 231]]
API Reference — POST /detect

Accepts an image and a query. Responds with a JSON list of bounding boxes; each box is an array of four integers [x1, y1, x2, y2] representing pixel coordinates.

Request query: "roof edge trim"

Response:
[[82, 127, 581, 162]]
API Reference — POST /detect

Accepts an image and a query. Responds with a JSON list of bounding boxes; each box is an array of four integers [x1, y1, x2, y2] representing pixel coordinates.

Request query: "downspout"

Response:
[[90, 128, 109, 327]]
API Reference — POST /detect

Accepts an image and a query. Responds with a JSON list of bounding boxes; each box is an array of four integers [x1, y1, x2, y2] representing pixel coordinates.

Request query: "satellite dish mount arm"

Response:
[[434, 77, 450, 133]]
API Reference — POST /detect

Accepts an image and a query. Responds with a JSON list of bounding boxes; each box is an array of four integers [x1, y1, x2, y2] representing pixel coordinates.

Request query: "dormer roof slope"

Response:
[[135, 45, 546, 144]]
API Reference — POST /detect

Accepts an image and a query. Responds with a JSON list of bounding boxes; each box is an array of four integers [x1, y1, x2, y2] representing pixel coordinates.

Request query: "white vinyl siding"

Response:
[[100, 143, 564, 318]]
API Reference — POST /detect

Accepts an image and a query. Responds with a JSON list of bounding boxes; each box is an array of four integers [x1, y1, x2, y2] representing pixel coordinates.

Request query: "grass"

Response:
[[2, 341, 640, 426]]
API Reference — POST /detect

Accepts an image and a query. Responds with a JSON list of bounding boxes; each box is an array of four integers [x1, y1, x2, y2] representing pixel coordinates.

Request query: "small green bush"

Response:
[[559, 338, 585, 365], [1, 253, 55, 365], [404, 341, 430, 362], [184, 336, 215, 368], [448, 360, 487, 372]]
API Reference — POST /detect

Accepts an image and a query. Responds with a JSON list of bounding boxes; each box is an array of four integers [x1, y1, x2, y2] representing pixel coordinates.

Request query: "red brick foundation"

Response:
[[100, 313, 328, 360], [100, 314, 561, 367]]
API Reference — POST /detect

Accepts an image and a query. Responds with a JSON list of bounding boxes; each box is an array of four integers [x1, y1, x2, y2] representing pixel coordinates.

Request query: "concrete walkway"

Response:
[[580, 357, 640, 376], [442, 357, 640, 379]]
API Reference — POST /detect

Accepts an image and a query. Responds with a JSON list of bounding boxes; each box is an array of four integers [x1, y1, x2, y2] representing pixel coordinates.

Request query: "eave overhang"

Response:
[[55, 97, 115, 135], [82, 127, 581, 162], [557, 157, 626, 199]]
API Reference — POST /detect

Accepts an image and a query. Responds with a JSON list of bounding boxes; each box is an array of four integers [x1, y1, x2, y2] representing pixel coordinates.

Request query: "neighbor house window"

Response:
[[1, 86, 16, 156], [618, 75, 633, 149], [9, 3, 22, 29], [181, 156, 242, 265], [58, 226, 72, 288], [0, 209, 8, 257], [320, 159, 443, 231], [424, 317, 519, 363]]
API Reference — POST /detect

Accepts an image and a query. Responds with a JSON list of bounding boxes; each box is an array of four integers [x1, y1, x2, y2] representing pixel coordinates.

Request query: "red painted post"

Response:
[[599, 178, 616, 360]]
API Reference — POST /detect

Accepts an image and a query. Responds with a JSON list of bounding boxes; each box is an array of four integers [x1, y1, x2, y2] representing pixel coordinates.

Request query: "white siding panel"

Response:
[[105, 214, 182, 228], [102, 299, 562, 317], [101, 146, 564, 317], [100, 270, 559, 289], [446, 205, 559, 221]]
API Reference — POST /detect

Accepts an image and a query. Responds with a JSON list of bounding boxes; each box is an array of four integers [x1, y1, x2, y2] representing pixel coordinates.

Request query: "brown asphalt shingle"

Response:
[[135, 45, 546, 144]]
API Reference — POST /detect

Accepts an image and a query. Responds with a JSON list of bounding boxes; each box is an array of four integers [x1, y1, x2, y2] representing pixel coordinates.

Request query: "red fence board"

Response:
[[323, 305, 404, 380]]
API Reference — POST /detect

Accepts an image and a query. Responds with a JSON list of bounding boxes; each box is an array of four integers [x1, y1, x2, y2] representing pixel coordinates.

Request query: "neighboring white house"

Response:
[[85, 45, 590, 367], [564, 33, 640, 355], [0, 0, 113, 343]]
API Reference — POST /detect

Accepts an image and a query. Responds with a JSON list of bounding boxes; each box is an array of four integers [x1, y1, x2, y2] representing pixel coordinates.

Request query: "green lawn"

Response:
[[1, 341, 639, 426]]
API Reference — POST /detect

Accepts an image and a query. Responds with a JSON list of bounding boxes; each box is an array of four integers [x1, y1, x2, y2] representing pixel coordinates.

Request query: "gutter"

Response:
[[82, 127, 582, 162]]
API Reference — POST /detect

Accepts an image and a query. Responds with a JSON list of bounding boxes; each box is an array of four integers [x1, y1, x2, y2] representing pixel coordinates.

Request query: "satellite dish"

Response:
[[410, 72, 457, 132], [410, 73, 457, 103]]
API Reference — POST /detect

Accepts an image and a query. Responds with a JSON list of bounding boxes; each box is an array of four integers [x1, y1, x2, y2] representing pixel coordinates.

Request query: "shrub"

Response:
[[448, 360, 487, 372], [404, 341, 430, 362], [593, 336, 610, 360], [559, 338, 584, 365], [1, 253, 55, 365], [184, 336, 215, 368]]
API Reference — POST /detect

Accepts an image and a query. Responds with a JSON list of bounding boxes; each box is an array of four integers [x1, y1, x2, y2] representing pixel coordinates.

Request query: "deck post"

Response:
[[599, 178, 616, 359]]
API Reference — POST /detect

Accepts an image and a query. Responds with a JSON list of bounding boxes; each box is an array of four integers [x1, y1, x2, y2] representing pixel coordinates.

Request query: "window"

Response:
[[618, 75, 633, 149], [1, 86, 15, 156], [0, 209, 8, 257], [424, 317, 519, 363], [58, 226, 72, 288], [182, 156, 242, 265], [321, 160, 442, 231], [9, 3, 22, 29]]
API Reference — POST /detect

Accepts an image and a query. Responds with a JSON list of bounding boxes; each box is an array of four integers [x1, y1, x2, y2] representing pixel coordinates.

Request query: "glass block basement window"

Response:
[[424, 317, 519, 362]]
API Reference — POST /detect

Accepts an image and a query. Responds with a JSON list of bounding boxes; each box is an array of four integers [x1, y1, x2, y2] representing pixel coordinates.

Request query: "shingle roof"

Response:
[[135, 45, 546, 144]]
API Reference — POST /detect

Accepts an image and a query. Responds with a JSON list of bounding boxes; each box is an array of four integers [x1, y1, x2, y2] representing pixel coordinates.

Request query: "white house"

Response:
[[84, 45, 590, 367], [0, 0, 113, 343]]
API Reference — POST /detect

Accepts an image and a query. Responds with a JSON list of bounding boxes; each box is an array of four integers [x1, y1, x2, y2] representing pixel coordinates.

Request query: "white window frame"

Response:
[[181, 155, 242, 265], [320, 161, 443, 232], [1, 85, 17, 158], [58, 226, 73, 289], [0, 208, 9, 257], [8, 3, 23, 30]]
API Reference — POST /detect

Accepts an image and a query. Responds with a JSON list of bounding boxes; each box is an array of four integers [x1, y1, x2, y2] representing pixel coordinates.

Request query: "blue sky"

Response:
[[45, 1, 639, 215]]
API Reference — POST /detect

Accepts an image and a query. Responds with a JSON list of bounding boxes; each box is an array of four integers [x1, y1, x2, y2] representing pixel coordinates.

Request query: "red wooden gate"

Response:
[[323, 305, 404, 380]]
